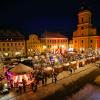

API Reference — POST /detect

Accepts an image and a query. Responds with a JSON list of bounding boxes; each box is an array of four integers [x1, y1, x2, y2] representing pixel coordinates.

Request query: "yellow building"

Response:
[[41, 31, 68, 53], [73, 8, 100, 52], [0, 30, 26, 57], [26, 34, 41, 56]]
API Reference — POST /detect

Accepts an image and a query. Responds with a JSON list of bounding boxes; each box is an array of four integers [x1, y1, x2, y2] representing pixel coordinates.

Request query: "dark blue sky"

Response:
[[0, 0, 100, 37]]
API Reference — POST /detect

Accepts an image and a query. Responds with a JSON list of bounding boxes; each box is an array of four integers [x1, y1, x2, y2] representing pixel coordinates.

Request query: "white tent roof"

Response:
[[10, 63, 33, 75]]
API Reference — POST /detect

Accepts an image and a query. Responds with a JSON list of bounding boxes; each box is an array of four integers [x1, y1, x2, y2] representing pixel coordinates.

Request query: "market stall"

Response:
[[70, 61, 77, 70], [63, 63, 70, 70], [9, 63, 33, 87], [43, 67, 53, 77]]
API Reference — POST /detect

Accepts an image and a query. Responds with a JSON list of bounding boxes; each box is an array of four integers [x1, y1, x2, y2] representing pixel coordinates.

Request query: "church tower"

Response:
[[77, 9, 92, 36], [73, 7, 97, 52]]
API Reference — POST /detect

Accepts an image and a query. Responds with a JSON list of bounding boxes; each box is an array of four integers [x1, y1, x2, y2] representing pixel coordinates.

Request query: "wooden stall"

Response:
[[70, 61, 77, 70], [54, 66, 64, 73], [63, 63, 70, 71]]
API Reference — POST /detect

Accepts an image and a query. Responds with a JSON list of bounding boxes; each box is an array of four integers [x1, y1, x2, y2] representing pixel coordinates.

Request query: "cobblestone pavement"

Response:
[[0, 63, 98, 100]]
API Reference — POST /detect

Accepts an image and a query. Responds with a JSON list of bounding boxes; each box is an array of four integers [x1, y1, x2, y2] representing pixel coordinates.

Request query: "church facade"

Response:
[[73, 8, 100, 52]]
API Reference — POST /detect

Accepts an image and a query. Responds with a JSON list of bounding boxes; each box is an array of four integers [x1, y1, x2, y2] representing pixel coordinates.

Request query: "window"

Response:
[[15, 43, 17, 45], [91, 40, 93, 43], [3, 43, 5, 46], [0, 48, 1, 51], [7, 43, 9, 46], [47, 40, 49, 43], [82, 40, 83, 43], [75, 41, 77, 43], [11, 43, 13, 46], [7, 48, 9, 51], [81, 27, 84, 30], [3, 48, 5, 51], [82, 18, 83, 23], [18, 43, 20, 45]]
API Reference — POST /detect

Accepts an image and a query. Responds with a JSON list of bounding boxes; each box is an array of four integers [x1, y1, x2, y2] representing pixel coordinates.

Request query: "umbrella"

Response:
[[10, 63, 33, 75]]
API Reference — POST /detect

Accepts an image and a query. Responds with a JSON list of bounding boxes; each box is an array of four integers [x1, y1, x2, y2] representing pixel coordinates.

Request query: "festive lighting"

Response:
[[68, 48, 73, 51], [13, 74, 28, 83], [4, 53, 8, 56], [43, 45, 47, 49], [15, 52, 21, 55]]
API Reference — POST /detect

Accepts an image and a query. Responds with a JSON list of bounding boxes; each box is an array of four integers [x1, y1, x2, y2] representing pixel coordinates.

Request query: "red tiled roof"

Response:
[[42, 32, 66, 38]]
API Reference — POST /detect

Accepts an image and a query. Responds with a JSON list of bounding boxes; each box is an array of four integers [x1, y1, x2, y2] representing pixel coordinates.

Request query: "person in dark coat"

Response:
[[44, 73, 47, 85], [18, 82, 23, 94], [54, 73, 57, 84], [22, 79, 26, 93], [31, 80, 37, 92]]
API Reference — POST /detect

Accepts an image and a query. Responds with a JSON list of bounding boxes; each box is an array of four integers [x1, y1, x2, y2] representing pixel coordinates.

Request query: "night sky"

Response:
[[0, 0, 100, 37]]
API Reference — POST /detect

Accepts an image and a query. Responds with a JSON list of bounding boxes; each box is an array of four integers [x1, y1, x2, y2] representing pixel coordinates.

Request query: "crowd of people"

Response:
[[0, 49, 99, 95]]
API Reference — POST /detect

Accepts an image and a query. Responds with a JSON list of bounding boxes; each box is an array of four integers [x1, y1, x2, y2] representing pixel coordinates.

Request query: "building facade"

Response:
[[41, 32, 68, 53], [73, 8, 100, 52], [26, 34, 42, 56], [68, 39, 73, 51], [0, 30, 26, 57]]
